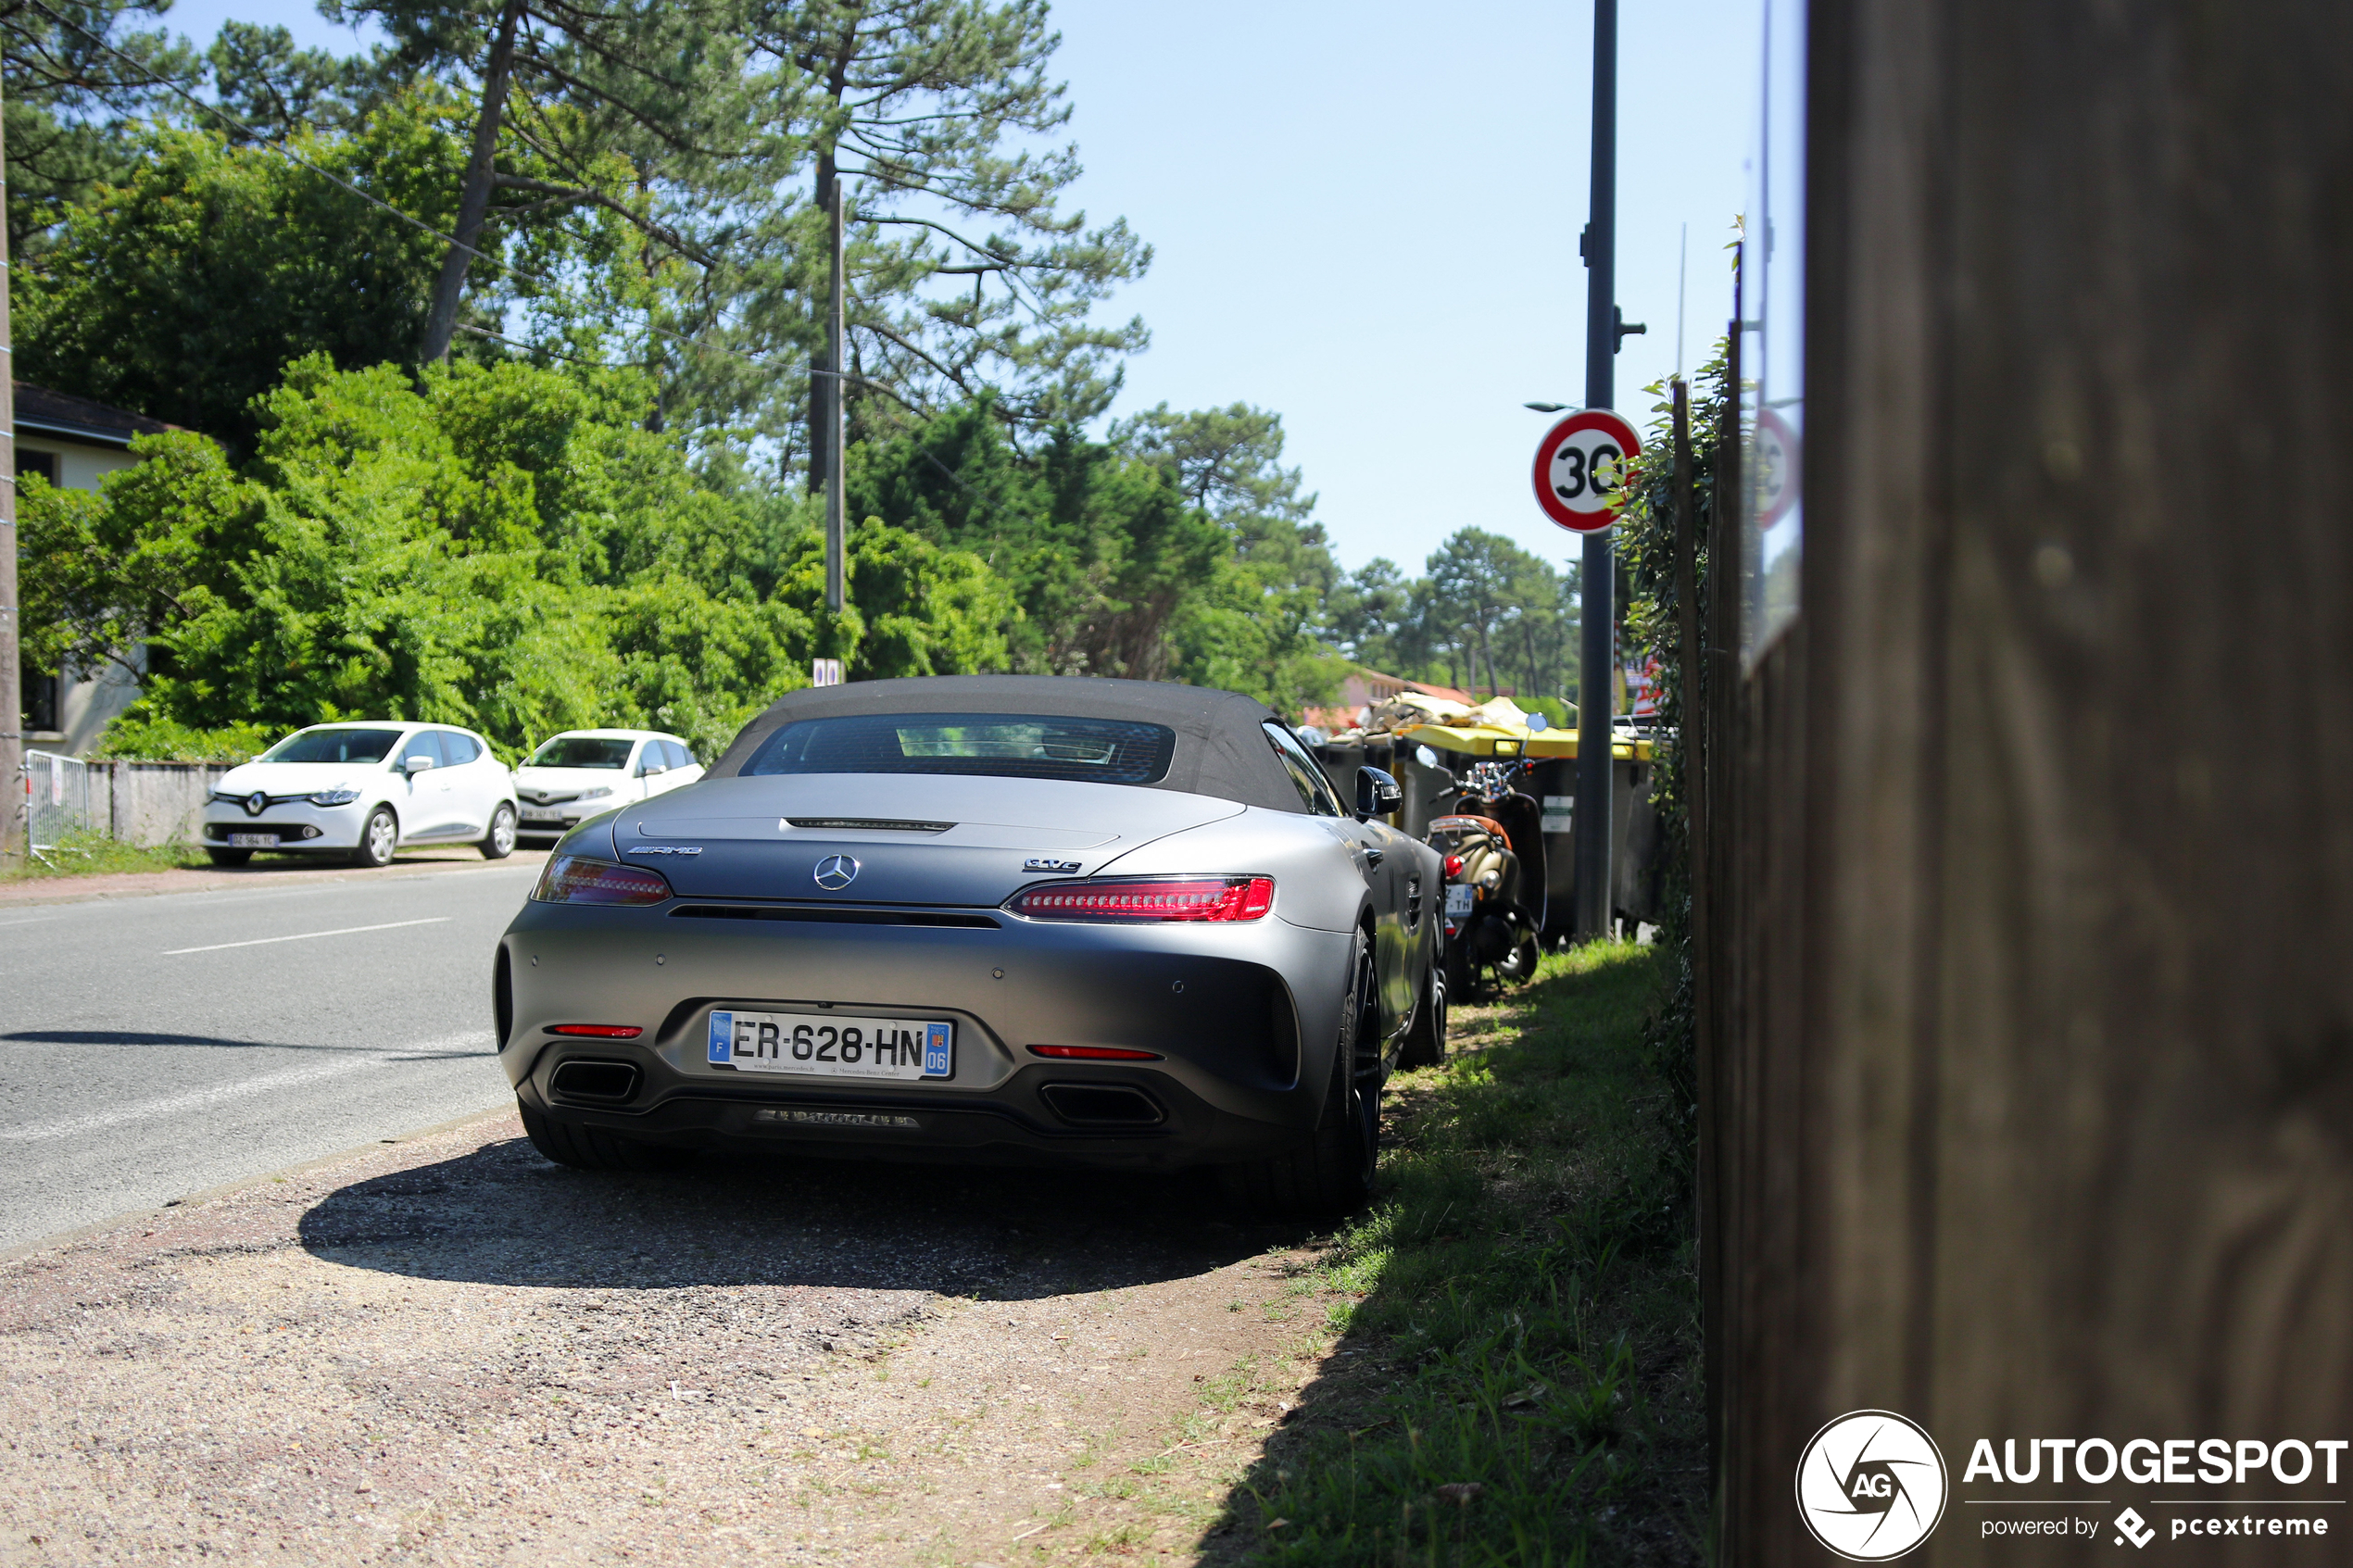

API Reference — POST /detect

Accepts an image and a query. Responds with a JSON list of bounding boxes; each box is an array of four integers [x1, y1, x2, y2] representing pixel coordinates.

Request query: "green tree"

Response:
[[773, 0, 1150, 460], [0, 0, 195, 262], [19, 355, 1012, 758], [16, 115, 460, 446]]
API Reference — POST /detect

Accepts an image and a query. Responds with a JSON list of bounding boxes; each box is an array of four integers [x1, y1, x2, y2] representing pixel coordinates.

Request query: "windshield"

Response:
[[743, 712, 1176, 785], [526, 736, 635, 770], [259, 728, 404, 765]]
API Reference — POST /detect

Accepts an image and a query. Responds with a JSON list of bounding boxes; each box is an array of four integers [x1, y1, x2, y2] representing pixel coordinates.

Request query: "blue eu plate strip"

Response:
[[924, 1022, 951, 1077], [708, 1010, 734, 1063]]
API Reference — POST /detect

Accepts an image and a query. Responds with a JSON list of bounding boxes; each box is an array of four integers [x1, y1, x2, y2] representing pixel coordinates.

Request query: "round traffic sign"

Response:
[[1532, 408, 1642, 533]]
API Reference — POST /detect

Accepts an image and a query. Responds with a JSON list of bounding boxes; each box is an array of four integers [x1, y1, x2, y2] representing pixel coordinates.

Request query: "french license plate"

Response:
[[228, 833, 277, 847], [707, 1009, 952, 1081], [521, 808, 565, 822], [1444, 884, 1476, 916]]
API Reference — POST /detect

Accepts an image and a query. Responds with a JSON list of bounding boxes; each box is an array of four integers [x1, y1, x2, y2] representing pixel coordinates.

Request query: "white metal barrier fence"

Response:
[[21, 749, 98, 865]]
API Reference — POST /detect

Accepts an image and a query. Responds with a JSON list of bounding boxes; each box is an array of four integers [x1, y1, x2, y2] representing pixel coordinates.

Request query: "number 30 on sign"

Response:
[[1531, 408, 1642, 533]]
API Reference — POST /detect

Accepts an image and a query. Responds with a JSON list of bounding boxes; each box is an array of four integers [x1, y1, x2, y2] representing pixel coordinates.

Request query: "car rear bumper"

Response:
[[496, 898, 1354, 1170]]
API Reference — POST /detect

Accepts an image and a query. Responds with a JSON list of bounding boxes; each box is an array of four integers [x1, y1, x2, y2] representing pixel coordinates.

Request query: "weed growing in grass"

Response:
[[2, 828, 208, 880], [1208, 940, 1700, 1567]]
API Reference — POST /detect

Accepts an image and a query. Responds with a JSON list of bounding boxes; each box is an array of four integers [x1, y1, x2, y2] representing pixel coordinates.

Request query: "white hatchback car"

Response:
[[203, 721, 520, 868], [511, 729, 704, 843]]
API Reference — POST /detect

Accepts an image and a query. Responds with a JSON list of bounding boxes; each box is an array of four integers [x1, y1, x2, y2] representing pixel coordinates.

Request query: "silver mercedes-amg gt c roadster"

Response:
[[494, 676, 1447, 1212]]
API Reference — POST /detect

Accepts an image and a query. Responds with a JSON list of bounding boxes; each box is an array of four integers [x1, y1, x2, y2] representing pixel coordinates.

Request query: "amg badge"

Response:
[[625, 844, 703, 856], [1023, 857, 1083, 873]]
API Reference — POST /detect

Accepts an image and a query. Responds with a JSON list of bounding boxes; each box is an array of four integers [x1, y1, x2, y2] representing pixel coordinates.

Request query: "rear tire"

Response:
[[1221, 935, 1379, 1217], [351, 806, 397, 869], [205, 848, 253, 867], [1396, 964, 1448, 1069], [518, 1098, 686, 1173], [480, 802, 517, 859]]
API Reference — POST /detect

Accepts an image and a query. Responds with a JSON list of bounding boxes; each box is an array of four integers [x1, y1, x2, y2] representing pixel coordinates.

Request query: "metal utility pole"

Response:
[[1572, 0, 1619, 941], [0, 86, 19, 859], [824, 173, 847, 613]]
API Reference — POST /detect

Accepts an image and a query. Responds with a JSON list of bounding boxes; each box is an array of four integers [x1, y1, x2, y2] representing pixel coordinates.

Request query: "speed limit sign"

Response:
[[1532, 408, 1642, 533]]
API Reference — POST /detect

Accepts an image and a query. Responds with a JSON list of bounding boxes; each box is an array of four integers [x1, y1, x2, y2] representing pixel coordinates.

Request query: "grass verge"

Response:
[[1209, 939, 1699, 1566], [0, 828, 210, 881]]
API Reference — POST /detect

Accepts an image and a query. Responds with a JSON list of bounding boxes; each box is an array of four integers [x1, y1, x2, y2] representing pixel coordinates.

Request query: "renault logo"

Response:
[[245, 792, 269, 817], [813, 854, 860, 891]]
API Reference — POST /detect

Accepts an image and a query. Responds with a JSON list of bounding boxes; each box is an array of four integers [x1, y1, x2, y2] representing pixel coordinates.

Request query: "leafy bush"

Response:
[[92, 715, 279, 764]]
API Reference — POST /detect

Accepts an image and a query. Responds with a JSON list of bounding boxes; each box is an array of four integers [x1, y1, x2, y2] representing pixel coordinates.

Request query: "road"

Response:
[[0, 857, 542, 1251]]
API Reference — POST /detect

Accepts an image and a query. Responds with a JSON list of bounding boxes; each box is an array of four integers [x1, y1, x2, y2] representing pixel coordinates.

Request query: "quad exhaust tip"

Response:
[[550, 1059, 641, 1102], [1038, 1083, 1165, 1127]]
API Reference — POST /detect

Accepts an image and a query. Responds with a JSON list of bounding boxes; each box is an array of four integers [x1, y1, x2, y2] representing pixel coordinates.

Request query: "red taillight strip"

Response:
[[1028, 1045, 1164, 1060], [547, 1024, 644, 1038], [1003, 874, 1275, 923]]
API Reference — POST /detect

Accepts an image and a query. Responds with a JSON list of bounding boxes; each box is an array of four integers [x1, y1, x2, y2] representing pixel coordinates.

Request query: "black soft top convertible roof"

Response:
[[711, 675, 1307, 812]]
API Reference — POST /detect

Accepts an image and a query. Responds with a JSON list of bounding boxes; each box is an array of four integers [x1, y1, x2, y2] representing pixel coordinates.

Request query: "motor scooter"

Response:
[[1416, 745, 1547, 997]]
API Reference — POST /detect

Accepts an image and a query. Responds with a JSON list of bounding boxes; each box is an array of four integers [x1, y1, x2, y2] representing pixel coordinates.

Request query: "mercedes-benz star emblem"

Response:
[[813, 854, 861, 891], [245, 791, 269, 817]]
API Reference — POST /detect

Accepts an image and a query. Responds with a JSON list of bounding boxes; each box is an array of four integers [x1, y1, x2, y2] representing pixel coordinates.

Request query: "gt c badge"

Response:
[[1024, 858, 1083, 873], [814, 854, 861, 890]]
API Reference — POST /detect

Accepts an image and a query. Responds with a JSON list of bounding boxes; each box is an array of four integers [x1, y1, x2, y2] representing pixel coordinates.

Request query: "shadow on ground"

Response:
[[1189, 945, 1704, 1567], [298, 1135, 1295, 1300]]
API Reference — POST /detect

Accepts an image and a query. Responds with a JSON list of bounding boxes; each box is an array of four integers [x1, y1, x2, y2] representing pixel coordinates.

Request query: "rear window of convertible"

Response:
[[741, 712, 1176, 785]]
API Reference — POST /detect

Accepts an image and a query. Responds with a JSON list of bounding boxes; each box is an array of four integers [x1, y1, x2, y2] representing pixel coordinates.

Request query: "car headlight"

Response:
[[308, 789, 362, 807], [575, 787, 612, 801], [532, 854, 673, 906]]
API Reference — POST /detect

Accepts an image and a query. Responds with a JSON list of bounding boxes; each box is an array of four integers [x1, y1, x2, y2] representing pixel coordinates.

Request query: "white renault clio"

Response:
[[511, 729, 704, 844], [202, 721, 520, 868]]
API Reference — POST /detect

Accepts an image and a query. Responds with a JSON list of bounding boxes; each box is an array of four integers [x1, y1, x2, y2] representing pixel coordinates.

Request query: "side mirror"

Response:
[[1528, 711, 1549, 733], [637, 761, 665, 777], [1355, 767, 1403, 822], [403, 754, 435, 775], [1415, 745, 1440, 771]]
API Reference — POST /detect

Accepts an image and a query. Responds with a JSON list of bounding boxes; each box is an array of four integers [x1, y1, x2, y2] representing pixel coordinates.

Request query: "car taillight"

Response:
[[533, 854, 673, 906], [1443, 854, 1464, 878], [547, 1023, 644, 1038], [1004, 875, 1275, 922]]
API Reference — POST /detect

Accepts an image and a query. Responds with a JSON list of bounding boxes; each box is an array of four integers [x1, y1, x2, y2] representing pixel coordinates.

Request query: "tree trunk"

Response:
[[421, 0, 524, 364]]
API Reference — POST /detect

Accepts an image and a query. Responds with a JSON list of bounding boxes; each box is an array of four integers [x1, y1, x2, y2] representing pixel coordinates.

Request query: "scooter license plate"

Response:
[[1444, 885, 1476, 916]]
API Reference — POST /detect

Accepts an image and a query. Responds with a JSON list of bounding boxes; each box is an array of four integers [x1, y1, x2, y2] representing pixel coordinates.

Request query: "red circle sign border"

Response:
[[1532, 408, 1643, 533]]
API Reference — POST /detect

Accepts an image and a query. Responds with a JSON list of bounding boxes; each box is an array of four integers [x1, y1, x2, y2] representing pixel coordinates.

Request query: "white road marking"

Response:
[[0, 917, 55, 929], [162, 917, 453, 955], [0, 1030, 496, 1143]]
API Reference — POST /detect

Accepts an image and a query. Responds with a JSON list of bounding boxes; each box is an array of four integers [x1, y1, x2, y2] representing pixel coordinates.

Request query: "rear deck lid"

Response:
[[611, 773, 1241, 906]]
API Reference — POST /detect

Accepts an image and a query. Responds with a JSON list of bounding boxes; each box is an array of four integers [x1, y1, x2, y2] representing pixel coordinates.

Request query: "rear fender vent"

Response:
[[1038, 1083, 1165, 1128], [549, 1059, 641, 1102]]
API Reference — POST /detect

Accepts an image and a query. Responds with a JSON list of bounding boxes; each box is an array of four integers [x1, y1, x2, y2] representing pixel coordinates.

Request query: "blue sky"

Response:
[[153, 0, 1758, 575]]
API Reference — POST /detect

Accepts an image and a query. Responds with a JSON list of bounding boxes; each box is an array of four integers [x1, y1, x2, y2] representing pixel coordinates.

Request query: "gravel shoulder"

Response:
[[0, 1113, 1353, 1565]]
